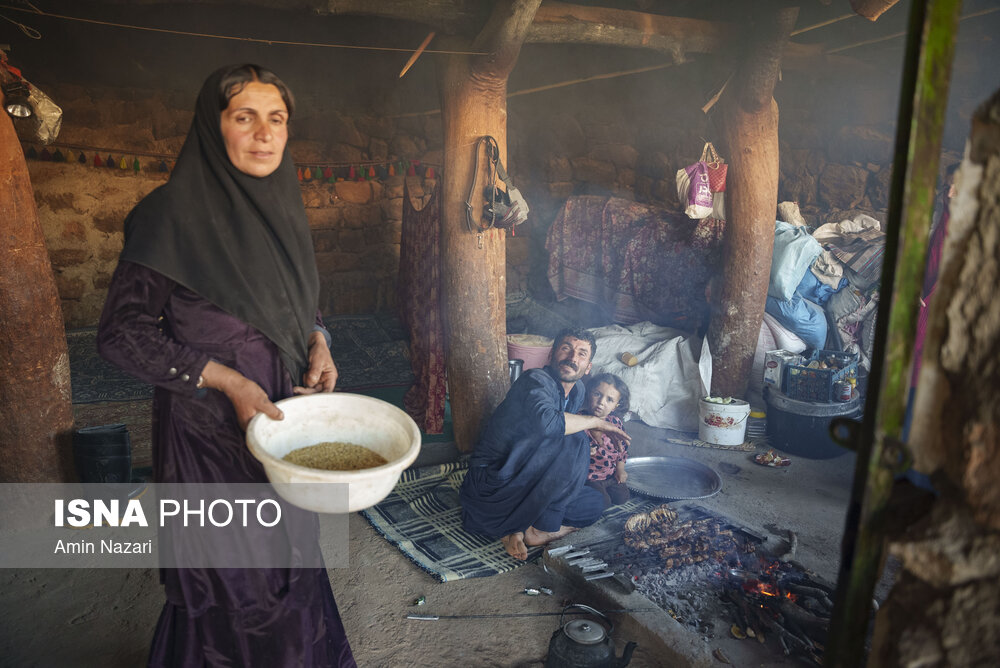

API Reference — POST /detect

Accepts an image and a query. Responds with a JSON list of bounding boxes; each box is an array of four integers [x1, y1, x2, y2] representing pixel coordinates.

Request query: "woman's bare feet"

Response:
[[524, 525, 578, 547], [501, 532, 529, 560]]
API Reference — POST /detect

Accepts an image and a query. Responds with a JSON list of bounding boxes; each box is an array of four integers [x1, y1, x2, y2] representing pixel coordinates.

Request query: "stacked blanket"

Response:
[[763, 214, 883, 370]]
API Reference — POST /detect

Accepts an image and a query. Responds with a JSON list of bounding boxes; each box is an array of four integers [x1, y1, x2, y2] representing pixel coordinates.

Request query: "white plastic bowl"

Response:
[[246, 393, 421, 513]]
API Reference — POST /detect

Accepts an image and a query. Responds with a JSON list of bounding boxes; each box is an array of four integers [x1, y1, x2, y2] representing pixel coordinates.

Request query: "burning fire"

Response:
[[744, 580, 797, 602]]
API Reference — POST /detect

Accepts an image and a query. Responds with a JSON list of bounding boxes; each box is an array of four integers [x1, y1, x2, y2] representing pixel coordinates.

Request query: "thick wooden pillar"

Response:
[[437, 0, 541, 451], [707, 7, 797, 398], [0, 108, 75, 481]]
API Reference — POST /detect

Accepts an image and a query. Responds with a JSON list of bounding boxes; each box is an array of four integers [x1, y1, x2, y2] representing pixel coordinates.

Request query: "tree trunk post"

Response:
[[707, 6, 797, 398], [0, 109, 75, 482], [436, 0, 541, 451]]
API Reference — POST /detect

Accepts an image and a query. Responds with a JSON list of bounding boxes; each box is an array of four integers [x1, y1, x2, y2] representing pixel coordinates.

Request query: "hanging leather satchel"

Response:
[[466, 136, 529, 233]]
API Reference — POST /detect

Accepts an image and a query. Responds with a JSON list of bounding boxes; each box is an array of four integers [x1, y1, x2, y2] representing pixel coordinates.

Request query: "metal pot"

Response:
[[545, 604, 637, 668]]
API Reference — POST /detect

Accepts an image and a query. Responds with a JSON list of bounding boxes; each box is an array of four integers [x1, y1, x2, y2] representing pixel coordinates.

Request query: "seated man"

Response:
[[459, 328, 631, 560]]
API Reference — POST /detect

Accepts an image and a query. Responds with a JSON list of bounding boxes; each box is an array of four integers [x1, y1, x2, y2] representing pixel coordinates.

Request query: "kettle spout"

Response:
[[616, 641, 637, 667]]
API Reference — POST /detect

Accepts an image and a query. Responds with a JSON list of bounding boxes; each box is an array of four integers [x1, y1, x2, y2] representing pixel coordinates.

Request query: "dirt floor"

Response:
[[0, 412, 858, 668]]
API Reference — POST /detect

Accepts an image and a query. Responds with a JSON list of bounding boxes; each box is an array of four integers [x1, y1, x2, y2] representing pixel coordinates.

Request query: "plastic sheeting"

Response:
[[587, 322, 711, 432]]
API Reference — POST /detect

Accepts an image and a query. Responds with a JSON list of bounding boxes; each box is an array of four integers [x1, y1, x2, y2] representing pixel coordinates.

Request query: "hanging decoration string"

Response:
[[0, 7, 41, 38], [0, 3, 488, 56]]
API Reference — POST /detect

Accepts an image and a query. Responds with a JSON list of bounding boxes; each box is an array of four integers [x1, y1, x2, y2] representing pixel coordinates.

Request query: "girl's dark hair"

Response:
[[586, 372, 630, 417], [217, 64, 295, 117]]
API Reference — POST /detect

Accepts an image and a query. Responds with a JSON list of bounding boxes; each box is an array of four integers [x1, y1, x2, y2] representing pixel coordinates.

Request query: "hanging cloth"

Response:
[[398, 178, 446, 433]]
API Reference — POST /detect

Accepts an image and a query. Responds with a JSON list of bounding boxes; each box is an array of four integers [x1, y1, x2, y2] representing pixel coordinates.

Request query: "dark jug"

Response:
[[545, 604, 637, 668], [73, 423, 132, 483]]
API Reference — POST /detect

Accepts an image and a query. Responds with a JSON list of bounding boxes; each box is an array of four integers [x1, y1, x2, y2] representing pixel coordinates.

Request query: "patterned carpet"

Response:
[[362, 461, 658, 582]]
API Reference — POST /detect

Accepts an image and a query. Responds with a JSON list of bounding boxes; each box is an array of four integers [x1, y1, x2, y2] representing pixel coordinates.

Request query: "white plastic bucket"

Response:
[[698, 397, 751, 446]]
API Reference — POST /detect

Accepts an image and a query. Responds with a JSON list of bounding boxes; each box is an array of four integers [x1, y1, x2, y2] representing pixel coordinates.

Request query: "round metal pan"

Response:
[[624, 455, 722, 501]]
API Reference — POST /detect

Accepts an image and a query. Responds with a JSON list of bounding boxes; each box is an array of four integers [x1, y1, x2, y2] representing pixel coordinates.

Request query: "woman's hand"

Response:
[[294, 330, 338, 395], [201, 360, 283, 430]]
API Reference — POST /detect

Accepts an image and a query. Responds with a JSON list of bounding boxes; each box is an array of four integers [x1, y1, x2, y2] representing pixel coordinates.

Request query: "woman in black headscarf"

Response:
[[97, 64, 355, 666]]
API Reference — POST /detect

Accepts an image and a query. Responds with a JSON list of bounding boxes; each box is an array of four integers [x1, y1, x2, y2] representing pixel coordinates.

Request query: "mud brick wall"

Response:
[[22, 63, 959, 328]]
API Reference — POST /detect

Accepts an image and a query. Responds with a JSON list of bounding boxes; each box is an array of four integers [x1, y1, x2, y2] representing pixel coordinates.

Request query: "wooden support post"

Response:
[[436, 0, 541, 451], [0, 107, 75, 481], [707, 7, 797, 398]]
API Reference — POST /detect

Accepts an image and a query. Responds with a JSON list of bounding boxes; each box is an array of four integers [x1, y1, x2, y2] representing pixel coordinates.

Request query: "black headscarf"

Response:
[[120, 65, 318, 383]]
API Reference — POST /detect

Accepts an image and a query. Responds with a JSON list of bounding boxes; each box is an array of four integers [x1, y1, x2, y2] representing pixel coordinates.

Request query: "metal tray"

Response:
[[625, 456, 722, 501]]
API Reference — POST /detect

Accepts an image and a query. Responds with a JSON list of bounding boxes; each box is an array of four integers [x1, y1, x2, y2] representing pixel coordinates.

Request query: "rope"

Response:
[[0, 3, 489, 56]]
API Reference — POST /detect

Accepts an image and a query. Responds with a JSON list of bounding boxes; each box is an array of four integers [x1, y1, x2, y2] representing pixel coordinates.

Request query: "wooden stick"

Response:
[[398, 31, 435, 78]]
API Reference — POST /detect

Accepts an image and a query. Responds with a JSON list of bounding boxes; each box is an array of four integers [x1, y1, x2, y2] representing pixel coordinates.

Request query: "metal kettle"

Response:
[[545, 604, 637, 668]]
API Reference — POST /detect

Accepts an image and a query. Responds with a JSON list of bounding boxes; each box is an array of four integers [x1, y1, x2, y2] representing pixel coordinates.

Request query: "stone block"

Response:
[[315, 251, 363, 273], [54, 274, 87, 300], [356, 115, 394, 140], [341, 206, 365, 229], [868, 167, 893, 211], [311, 229, 340, 253], [61, 220, 87, 241], [49, 248, 90, 267], [301, 189, 327, 209], [545, 156, 572, 183], [637, 151, 672, 180], [571, 157, 617, 185], [92, 272, 113, 290], [307, 207, 343, 230], [589, 144, 639, 170], [548, 182, 575, 199], [384, 175, 405, 199], [618, 168, 636, 189], [391, 135, 422, 160], [819, 164, 870, 210], [369, 137, 389, 162], [336, 181, 373, 204], [423, 115, 444, 145], [827, 125, 895, 165], [339, 229, 365, 253]]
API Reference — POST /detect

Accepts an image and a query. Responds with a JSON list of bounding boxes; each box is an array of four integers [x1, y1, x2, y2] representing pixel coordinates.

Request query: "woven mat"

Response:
[[361, 461, 658, 582]]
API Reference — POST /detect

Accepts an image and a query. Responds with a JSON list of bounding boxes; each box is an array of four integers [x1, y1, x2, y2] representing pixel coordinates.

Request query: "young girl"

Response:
[[581, 373, 631, 508]]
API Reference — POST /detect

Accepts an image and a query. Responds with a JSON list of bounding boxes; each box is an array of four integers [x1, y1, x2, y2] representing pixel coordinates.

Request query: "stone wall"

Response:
[[22, 66, 925, 328]]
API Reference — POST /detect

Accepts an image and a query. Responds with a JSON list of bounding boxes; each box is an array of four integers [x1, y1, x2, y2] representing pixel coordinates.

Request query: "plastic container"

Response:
[[507, 334, 553, 371], [246, 393, 421, 513], [698, 398, 750, 446], [763, 386, 861, 459], [784, 350, 859, 403]]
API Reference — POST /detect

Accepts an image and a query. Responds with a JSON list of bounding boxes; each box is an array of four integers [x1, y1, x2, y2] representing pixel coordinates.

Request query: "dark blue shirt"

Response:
[[460, 366, 591, 536]]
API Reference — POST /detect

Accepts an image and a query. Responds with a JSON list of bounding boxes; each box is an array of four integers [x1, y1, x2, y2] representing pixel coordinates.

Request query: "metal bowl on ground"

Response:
[[625, 455, 723, 501], [246, 393, 421, 513]]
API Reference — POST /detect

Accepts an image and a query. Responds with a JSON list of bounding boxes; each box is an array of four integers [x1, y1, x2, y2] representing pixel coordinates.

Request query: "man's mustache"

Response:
[[559, 361, 578, 371]]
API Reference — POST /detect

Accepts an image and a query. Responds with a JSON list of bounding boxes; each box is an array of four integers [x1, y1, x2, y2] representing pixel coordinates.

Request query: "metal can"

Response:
[[835, 380, 852, 401]]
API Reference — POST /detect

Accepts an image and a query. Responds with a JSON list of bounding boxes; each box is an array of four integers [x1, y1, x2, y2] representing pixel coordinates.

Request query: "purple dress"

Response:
[[97, 261, 356, 667]]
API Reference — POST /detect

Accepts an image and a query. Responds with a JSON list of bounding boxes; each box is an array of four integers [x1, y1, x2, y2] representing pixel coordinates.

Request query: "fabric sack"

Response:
[[676, 161, 714, 219], [701, 142, 728, 193]]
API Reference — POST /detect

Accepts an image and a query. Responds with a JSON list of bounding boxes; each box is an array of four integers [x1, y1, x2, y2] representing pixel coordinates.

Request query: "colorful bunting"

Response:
[[52, 149, 64, 162], [158, 160, 169, 173], [133, 157, 141, 173], [93, 154, 102, 167], [78, 152, 87, 164], [106, 155, 115, 169], [39, 148, 51, 161], [26, 145, 37, 159]]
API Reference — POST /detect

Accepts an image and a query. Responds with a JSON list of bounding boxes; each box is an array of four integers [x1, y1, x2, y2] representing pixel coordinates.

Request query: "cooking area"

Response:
[[540, 417, 854, 666]]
